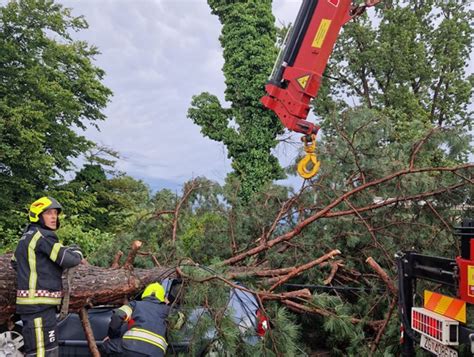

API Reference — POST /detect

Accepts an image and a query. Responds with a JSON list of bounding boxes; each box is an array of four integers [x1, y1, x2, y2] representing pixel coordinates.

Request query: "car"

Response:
[[0, 278, 269, 356]]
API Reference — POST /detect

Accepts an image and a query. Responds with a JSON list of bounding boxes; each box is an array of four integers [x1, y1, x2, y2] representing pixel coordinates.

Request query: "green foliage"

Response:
[[317, 0, 473, 135], [257, 304, 301, 356], [188, 0, 284, 201], [0, 0, 471, 355], [0, 0, 112, 243], [166, 267, 302, 357], [58, 222, 114, 257], [179, 212, 229, 264], [313, 294, 367, 356]]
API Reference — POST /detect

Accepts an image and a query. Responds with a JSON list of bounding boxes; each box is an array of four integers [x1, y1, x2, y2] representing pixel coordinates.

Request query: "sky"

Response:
[[57, 0, 472, 193], [58, 0, 304, 192]]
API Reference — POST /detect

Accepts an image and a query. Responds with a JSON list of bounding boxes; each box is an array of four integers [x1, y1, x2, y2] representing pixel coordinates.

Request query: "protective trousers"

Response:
[[20, 307, 59, 357]]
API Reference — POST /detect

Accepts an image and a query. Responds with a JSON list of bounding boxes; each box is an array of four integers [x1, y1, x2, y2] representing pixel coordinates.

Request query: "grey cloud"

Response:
[[57, 0, 300, 190]]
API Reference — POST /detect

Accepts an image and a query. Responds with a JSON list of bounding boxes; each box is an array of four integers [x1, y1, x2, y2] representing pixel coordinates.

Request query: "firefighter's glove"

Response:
[[170, 312, 186, 330], [69, 244, 84, 260]]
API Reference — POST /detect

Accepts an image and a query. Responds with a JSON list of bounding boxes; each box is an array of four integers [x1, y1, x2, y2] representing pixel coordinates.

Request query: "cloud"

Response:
[[273, 0, 301, 25], [57, 0, 304, 191]]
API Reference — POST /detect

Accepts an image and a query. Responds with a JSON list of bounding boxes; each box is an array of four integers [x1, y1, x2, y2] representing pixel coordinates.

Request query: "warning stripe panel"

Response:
[[424, 290, 466, 323]]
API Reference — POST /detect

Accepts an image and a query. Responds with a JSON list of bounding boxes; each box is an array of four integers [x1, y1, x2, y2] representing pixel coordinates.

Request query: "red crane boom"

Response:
[[261, 0, 379, 136]]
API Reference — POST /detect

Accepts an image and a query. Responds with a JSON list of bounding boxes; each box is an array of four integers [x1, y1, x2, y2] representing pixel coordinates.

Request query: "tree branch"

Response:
[[269, 249, 341, 291], [409, 128, 439, 169], [79, 308, 100, 357], [371, 298, 397, 353], [325, 181, 467, 218], [175, 267, 312, 302], [365, 257, 397, 296], [110, 251, 123, 269], [344, 198, 393, 265], [123, 241, 142, 270], [281, 299, 384, 330], [222, 164, 471, 265], [172, 180, 203, 242]]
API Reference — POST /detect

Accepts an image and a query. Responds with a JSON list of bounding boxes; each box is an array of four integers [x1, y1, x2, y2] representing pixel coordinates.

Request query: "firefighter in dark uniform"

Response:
[[11, 196, 85, 357], [102, 282, 170, 357]]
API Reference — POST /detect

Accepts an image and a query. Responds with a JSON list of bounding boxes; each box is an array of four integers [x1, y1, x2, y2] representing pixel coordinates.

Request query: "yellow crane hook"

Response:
[[297, 134, 320, 179]]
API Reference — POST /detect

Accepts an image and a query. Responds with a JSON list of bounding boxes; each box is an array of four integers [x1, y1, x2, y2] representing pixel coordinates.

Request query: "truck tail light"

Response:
[[411, 307, 459, 345]]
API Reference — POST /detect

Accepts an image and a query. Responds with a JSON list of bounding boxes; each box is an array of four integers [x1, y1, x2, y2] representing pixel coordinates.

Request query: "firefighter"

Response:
[[11, 196, 85, 357], [102, 282, 171, 357]]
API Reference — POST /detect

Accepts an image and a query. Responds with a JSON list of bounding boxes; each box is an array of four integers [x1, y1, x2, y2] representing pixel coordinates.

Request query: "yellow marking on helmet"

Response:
[[29, 197, 53, 222], [142, 282, 165, 301]]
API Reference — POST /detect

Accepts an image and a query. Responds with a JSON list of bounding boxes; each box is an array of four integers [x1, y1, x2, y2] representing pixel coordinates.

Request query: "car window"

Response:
[[227, 286, 259, 331], [161, 278, 183, 305]]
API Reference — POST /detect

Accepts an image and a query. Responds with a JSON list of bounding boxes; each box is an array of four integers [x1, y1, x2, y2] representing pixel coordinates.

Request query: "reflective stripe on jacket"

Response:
[[123, 327, 168, 352], [12, 224, 82, 314]]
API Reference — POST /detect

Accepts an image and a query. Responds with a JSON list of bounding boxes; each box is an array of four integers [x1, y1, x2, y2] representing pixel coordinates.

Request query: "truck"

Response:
[[397, 219, 474, 356]]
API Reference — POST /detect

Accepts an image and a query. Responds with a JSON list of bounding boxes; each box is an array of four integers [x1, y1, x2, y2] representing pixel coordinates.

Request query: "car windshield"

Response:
[[227, 285, 259, 331]]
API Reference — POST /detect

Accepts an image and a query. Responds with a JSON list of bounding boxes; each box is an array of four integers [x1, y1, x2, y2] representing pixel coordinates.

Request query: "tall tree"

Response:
[[188, 0, 284, 201], [0, 0, 112, 240]]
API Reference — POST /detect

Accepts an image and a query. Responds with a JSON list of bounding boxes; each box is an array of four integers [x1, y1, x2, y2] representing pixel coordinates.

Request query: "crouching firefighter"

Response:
[[102, 282, 171, 357], [11, 196, 85, 357]]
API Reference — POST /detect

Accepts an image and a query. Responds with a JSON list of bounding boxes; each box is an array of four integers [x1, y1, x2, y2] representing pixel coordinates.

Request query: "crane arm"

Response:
[[261, 0, 379, 136]]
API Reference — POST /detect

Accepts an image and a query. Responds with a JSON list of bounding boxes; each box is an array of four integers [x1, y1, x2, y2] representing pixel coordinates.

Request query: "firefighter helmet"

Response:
[[142, 282, 165, 302], [29, 196, 62, 223]]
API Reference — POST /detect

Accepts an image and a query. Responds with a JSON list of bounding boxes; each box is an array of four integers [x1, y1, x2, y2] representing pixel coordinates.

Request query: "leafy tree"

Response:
[[317, 0, 473, 139], [188, 0, 284, 201], [0, 0, 112, 244]]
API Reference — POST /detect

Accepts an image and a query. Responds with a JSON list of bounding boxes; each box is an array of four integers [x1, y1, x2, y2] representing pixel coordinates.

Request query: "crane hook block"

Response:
[[297, 134, 320, 179]]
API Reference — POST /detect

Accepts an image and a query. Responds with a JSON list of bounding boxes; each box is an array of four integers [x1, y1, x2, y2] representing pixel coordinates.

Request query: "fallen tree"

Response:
[[0, 246, 343, 324], [0, 252, 177, 325]]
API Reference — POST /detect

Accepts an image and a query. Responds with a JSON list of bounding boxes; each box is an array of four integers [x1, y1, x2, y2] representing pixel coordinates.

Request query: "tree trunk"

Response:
[[0, 254, 177, 325]]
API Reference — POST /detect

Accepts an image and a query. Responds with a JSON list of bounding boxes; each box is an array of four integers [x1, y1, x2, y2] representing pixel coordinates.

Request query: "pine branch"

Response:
[[370, 298, 397, 353], [172, 180, 203, 242], [365, 257, 397, 296], [222, 164, 472, 265], [268, 249, 341, 292], [281, 299, 384, 330]]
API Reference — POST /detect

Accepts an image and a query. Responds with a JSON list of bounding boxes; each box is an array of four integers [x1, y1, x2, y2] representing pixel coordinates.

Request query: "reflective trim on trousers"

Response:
[[34, 317, 45, 357]]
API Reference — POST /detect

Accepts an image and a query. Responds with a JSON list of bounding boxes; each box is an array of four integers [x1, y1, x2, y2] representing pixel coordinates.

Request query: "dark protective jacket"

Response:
[[109, 296, 170, 356], [11, 223, 83, 314]]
